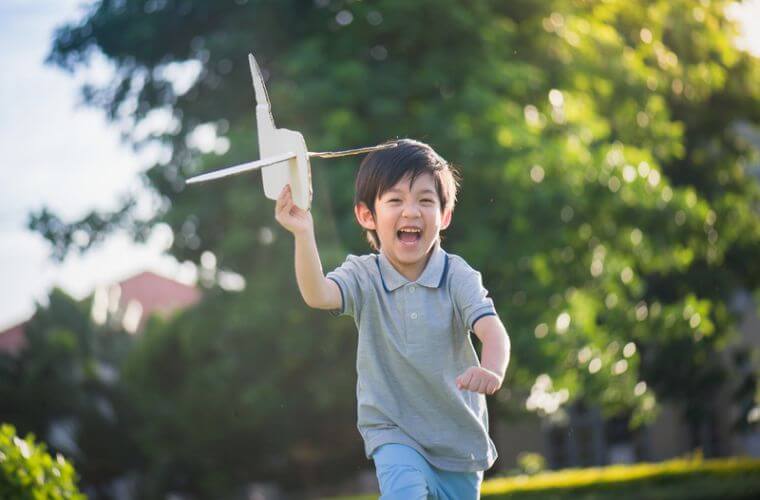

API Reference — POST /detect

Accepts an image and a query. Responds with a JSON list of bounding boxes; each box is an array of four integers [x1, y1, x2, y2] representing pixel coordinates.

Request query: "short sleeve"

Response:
[[325, 254, 365, 318], [450, 260, 496, 332]]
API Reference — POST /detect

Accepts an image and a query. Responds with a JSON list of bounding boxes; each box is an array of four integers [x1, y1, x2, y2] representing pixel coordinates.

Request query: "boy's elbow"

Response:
[[302, 292, 338, 310], [304, 300, 324, 309], [301, 279, 342, 310], [302, 294, 324, 309], [305, 299, 338, 311]]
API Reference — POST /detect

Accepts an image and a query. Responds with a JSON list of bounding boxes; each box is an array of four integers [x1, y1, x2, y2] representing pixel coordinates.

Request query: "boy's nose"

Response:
[[401, 204, 422, 218]]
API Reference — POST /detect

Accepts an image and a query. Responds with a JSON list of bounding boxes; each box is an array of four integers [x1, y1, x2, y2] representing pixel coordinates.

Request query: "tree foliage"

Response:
[[121, 289, 360, 497], [0, 290, 142, 497]]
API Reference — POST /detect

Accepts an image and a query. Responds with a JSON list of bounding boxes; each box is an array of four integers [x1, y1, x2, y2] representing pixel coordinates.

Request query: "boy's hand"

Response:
[[275, 185, 314, 236], [456, 366, 503, 395]]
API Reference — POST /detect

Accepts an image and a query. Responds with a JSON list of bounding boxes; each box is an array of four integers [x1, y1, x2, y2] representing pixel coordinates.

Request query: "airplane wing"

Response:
[[185, 152, 297, 185], [309, 142, 397, 158]]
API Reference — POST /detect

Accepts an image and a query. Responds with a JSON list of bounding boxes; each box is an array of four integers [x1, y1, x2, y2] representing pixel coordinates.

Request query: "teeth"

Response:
[[399, 228, 421, 233]]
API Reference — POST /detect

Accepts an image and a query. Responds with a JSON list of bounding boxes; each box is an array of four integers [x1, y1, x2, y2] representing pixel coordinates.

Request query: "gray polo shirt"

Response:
[[326, 244, 499, 472]]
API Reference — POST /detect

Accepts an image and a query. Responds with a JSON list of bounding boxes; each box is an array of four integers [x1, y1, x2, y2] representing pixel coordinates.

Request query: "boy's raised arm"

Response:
[[274, 185, 342, 310]]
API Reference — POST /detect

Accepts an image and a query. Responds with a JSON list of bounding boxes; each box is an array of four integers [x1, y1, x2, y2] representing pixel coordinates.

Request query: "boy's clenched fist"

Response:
[[456, 366, 503, 395]]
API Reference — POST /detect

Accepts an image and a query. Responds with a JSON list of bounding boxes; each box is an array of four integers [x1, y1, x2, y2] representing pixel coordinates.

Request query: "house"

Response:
[[0, 271, 201, 355], [89, 270, 202, 333]]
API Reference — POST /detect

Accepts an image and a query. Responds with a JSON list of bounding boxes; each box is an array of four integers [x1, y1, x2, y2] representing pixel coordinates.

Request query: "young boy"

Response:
[[274, 139, 510, 499]]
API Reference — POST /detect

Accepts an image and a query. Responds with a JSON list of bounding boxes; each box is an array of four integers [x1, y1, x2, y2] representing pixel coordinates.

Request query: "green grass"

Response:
[[324, 456, 760, 500]]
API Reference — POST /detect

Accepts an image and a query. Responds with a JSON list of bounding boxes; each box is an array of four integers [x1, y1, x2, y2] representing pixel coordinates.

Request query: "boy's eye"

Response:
[[421, 199, 435, 204]]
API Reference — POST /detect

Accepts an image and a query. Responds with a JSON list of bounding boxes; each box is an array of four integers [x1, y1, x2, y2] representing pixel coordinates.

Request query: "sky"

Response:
[[0, 0, 759, 329], [0, 0, 187, 329]]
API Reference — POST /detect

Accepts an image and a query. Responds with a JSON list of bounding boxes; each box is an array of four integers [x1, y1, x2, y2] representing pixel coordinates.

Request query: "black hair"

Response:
[[354, 138, 460, 250]]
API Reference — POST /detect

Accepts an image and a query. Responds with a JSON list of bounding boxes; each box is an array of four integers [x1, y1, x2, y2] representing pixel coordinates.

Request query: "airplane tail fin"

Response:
[[248, 53, 276, 134]]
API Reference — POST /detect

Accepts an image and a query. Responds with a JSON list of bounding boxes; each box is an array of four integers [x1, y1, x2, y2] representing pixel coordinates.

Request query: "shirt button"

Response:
[[409, 286, 416, 293], [410, 312, 418, 320]]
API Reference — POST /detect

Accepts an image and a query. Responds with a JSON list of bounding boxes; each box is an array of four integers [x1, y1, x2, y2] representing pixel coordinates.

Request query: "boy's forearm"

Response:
[[293, 229, 332, 307], [480, 322, 510, 380]]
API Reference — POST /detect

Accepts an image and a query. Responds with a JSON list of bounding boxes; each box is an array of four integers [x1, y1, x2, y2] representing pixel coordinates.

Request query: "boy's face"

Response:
[[355, 172, 452, 277]]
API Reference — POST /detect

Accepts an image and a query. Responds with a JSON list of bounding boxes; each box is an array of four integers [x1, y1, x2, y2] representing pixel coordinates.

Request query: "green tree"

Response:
[[0, 290, 93, 436], [33, 0, 760, 491], [0, 290, 143, 497], [121, 289, 359, 497]]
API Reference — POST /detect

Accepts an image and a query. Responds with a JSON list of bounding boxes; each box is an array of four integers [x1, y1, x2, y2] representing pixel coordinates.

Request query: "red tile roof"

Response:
[[116, 271, 201, 330], [0, 322, 27, 356]]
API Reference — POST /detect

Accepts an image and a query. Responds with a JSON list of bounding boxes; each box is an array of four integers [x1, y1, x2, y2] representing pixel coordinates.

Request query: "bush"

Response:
[[0, 423, 84, 499]]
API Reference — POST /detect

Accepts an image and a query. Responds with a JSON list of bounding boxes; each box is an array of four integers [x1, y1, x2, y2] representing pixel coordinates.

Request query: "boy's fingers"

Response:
[[276, 185, 291, 206], [278, 191, 293, 215], [275, 189, 287, 213], [459, 370, 474, 389]]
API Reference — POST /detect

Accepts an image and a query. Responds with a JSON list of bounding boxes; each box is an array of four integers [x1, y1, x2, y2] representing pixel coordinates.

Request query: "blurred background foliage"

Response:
[[4, 0, 759, 497]]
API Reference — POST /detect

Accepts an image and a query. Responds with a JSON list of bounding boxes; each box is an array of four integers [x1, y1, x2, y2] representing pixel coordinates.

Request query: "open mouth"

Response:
[[397, 227, 422, 245]]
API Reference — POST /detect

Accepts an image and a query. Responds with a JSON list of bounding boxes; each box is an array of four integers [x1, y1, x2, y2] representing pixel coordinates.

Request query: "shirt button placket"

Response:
[[409, 285, 418, 321], [409, 284, 422, 347]]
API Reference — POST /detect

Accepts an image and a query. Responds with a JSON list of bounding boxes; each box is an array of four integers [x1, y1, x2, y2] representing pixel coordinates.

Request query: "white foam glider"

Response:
[[185, 53, 395, 209]]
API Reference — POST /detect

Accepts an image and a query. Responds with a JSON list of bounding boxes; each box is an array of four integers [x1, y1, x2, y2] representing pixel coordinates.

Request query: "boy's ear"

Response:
[[354, 202, 377, 230], [440, 208, 453, 231]]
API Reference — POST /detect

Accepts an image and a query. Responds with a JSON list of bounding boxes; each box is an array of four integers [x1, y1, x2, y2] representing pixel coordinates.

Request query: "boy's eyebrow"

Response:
[[383, 188, 437, 196]]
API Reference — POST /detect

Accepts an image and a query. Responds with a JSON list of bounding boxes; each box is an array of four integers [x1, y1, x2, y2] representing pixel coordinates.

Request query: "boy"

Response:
[[274, 139, 510, 499]]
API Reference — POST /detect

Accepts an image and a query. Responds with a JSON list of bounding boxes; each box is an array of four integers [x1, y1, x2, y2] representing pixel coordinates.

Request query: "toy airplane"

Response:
[[185, 53, 396, 209]]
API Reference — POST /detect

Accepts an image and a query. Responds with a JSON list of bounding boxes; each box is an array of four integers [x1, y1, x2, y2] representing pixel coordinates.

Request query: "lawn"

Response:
[[325, 456, 760, 499]]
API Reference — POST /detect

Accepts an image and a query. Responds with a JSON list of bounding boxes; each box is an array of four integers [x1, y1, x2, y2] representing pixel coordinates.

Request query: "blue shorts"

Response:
[[372, 444, 483, 500]]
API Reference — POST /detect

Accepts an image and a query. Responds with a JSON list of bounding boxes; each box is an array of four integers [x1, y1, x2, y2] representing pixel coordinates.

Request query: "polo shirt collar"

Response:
[[377, 244, 449, 292]]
